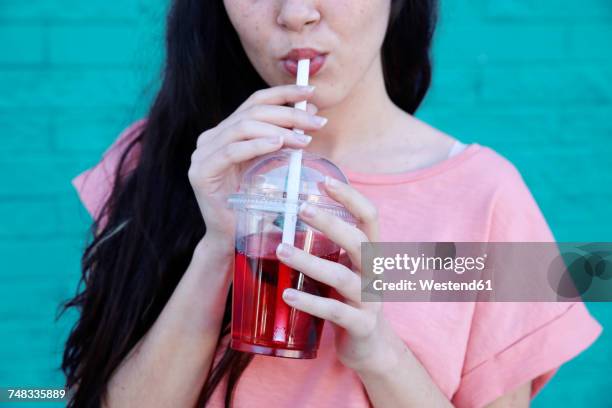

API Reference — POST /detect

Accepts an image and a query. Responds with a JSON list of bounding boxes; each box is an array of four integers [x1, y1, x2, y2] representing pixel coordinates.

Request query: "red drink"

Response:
[[231, 231, 340, 358]]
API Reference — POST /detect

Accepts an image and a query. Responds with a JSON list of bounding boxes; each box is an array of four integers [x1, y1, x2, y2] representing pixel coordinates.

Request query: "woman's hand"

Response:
[[188, 84, 328, 240], [273, 181, 532, 407], [275, 176, 401, 375]]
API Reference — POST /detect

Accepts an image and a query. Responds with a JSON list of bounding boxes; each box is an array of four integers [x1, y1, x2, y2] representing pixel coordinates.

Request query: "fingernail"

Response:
[[301, 85, 315, 93], [268, 135, 283, 144], [325, 176, 338, 188], [312, 116, 328, 127], [283, 288, 298, 302], [296, 134, 312, 144], [276, 243, 293, 258], [299, 202, 316, 217]]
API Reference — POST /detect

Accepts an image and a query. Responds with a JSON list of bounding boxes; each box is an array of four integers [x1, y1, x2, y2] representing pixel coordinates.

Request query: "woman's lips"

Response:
[[281, 54, 327, 77]]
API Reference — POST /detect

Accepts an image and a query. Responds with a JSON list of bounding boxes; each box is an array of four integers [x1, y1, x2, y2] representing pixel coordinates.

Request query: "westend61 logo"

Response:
[[360, 242, 612, 302]]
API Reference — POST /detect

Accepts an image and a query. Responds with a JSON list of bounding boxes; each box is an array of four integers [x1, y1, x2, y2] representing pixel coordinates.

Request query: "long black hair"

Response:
[[58, 0, 438, 406]]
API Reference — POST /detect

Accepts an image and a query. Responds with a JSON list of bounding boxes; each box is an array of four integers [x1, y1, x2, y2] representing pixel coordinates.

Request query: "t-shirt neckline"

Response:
[[341, 143, 482, 185]]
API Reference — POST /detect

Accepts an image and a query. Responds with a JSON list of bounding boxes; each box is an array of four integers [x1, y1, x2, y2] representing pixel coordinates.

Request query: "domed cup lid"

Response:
[[227, 148, 357, 225]]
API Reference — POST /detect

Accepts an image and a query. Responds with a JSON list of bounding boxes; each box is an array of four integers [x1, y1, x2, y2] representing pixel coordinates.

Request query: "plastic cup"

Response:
[[227, 149, 356, 358]]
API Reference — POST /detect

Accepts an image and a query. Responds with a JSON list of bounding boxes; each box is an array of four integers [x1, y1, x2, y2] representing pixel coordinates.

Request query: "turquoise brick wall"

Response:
[[0, 0, 610, 406]]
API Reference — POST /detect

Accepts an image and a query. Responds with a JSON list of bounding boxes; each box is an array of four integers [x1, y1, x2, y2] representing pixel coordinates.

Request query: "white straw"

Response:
[[281, 58, 310, 246], [273, 59, 309, 343]]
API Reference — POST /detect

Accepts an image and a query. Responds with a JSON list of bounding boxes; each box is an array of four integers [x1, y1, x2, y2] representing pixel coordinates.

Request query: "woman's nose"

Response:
[[276, 0, 321, 32]]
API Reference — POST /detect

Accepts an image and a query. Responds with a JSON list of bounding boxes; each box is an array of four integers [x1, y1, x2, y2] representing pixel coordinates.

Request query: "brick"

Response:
[[0, 0, 145, 22], [481, 64, 612, 104], [0, 199, 61, 238], [0, 325, 58, 357], [486, 0, 612, 21], [439, 0, 487, 23], [0, 154, 91, 196], [557, 106, 612, 142], [137, 0, 170, 23], [485, 0, 531, 20], [568, 24, 612, 61], [515, 150, 612, 205], [48, 24, 141, 66], [421, 67, 481, 107], [50, 108, 133, 152], [57, 195, 97, 236], [0, 364, 64, 389], [0, 110, 51, 152], [535, 364, 610, 406], [0, 239, 83, 279], [434, 24, 568, 65], [0, 24, 46, 65], [0, 293, 73, 326], [421, 107, 559, 148], [0, 68, 148, 109], [439, 105, 612, 159]]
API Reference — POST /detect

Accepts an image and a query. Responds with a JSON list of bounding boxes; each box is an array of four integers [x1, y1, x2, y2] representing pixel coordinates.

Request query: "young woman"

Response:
[[61, 0, 602, 407]]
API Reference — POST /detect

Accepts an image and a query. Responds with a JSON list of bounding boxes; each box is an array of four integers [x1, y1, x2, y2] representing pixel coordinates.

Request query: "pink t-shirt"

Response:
[[72, 121, 602, 408]]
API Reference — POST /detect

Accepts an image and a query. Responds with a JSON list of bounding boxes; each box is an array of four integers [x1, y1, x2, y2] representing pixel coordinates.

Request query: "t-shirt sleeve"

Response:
[[71, 120, 145, 221], [451, 163, 603, 408]]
